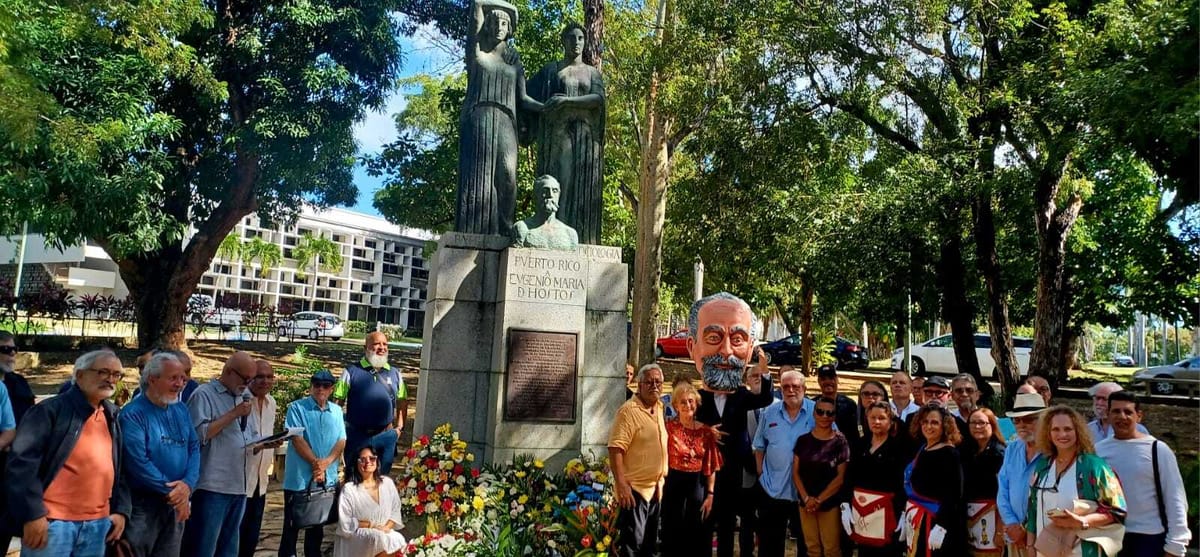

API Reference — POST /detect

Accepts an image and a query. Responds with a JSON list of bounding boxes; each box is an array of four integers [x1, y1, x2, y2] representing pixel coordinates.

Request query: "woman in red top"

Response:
[[660, 380, 723, 557]]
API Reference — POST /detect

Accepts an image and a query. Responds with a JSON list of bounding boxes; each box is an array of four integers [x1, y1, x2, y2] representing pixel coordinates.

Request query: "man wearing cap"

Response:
[[904, 376, 968, 437], [280, 370, 346, 557], [995, 391, 1047, 555], [813, 364, 860, 445], [335, 331, 406, 474], [1086, 381, 1147, 441], [1095, 391, 1191, 556]]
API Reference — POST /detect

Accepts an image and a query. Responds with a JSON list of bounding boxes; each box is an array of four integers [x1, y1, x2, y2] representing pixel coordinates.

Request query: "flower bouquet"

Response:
[[544, 455, 619, 556], [396, 423, 479, 534]]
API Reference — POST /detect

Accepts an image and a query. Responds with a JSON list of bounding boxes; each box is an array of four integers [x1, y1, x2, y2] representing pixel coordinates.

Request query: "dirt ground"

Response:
[[11, 340, 1197, 556]]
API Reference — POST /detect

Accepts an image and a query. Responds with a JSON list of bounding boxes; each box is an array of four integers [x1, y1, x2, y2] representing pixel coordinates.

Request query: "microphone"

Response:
[[240, 390, 252, 431]]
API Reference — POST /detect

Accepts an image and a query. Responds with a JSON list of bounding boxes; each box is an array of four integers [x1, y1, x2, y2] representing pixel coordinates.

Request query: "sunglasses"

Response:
[[311, 382, 334, 389], [358, 456, 378, 464], [0, 346, 16, 355], [814, 408, 836, 417]]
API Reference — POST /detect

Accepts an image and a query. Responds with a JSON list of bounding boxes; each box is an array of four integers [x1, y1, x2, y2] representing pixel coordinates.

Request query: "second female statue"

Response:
[[455, 0, 543, 235], [527, 23, 606, 245]]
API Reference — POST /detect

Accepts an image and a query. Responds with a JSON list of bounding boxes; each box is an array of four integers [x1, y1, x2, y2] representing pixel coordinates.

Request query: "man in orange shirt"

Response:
[[609, 363, 668, 557], [6, 349, 130, 556]]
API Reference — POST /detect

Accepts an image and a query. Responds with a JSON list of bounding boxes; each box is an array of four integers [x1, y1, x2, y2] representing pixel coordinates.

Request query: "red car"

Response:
[[655, 330, 691, 358]]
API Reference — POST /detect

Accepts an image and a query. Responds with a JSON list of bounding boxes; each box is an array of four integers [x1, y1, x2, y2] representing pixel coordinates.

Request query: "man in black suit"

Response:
[[691, 292, 774, 557], [903, 375, 969, 440]]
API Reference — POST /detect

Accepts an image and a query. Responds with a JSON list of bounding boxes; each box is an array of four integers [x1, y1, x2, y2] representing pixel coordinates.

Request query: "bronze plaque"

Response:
[[504, 329, 578, 422]]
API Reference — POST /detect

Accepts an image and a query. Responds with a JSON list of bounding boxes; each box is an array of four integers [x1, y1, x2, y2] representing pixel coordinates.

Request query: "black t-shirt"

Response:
[[793, 431, 850, 509]]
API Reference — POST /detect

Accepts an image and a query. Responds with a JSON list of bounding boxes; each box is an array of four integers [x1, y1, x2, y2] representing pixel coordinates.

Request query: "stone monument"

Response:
[[417, 2, 625, 468]]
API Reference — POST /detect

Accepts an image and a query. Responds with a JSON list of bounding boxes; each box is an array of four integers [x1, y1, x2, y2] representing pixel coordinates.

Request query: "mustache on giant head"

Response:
[[702, 354, 747, 392]]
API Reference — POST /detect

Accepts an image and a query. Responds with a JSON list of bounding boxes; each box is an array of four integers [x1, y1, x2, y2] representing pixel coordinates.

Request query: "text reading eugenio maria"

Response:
[[507, 254, 586, 303]]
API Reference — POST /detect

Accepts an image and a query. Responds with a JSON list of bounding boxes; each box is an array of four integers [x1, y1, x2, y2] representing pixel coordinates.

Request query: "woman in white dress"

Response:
[[334, 446, 407, 557]]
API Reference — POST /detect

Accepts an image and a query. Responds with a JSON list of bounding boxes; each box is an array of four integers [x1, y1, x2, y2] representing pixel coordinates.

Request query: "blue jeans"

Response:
[[347, 427, 399, 474], [181, 490, 246, 557], [237, 493, 267, 557], [21, 517, 111, 557]]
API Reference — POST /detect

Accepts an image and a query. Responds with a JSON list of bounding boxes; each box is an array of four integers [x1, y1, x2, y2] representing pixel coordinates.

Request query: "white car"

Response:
[[278, 311, 345, 341], [187, 294, 243, 331], [890, 333, 1033, 378]]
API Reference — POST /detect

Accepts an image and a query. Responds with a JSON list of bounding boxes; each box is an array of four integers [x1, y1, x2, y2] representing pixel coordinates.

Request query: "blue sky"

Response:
[[348, 25, 458, 217]]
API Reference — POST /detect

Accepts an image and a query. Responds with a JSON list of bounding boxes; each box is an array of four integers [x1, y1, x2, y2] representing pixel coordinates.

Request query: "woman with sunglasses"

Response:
[[856, 380, 891, 439], [334, 446, 407, 557], [843, 401, 911, 556], [791, 397, 851, 556], [1025, 406, 1125, 557], [961, 408, 1005, 556], [901, 404, 966, 557]]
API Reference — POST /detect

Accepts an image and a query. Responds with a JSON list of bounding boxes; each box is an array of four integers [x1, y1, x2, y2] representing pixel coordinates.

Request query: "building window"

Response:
[[351, 259, 375, 272], [283, 248, 294, 259], [280, 285, 294, 295], [412, 268, 429, 280], [382, 264, 400, 276], [332, 234, 344, 243], [361, 284, 374, 293], [241, 280, 257, 290], [352, 248, 365, 258], [243, 229, 258, 238], [364, 240, 376, 249], [317, 289, 331, 299], [284, 236, 297, 246], [351, 294, 363, 303], [327, 280, 339, 289]]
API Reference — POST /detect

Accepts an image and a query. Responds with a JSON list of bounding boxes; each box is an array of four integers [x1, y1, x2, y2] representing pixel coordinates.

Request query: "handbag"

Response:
[[1034, 523, 1079, 557], [287, 480, 340, 529], [105, 538, 136, 557]]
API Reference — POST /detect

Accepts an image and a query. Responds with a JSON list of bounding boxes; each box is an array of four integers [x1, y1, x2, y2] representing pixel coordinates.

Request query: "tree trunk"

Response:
[[937, 218, 983, 382], [799, 284, 815, 374], [1028, 143, 1083, 387], [972, 195, 1014, 407], [583, 0, 604, 69], [629, 0, 673, 369]]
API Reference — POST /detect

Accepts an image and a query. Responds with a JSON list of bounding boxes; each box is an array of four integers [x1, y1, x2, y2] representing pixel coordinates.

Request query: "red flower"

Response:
[[406, 449, 417, 459], [418, 435, 430, 445], [453, 464, 464, 476], [441, 498, 455, 513], [581, 535, 593, 548], [471, 468, 480, 478]]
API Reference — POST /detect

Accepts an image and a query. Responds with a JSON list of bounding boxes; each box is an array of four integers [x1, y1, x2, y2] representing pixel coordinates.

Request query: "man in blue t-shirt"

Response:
[[333, 331, 407, 474]]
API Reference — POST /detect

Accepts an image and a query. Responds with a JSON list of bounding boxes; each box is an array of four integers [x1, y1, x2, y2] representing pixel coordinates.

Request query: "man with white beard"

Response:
[[335, 331, 408, 474], [120, 352, 201, 556], [511, 174, 579, 249]]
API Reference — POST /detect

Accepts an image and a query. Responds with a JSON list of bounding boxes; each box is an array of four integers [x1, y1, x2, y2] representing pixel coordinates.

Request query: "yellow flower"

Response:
[[515, 471, 526, 479], [534, 459, 544, 469], [518, 494, 529, 505], [597, 542, 607, 552], [472, 495, 485, 511]]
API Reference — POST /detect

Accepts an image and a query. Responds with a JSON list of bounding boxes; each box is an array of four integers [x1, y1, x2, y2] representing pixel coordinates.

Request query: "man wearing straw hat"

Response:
[[995, 389, 1047, 556]]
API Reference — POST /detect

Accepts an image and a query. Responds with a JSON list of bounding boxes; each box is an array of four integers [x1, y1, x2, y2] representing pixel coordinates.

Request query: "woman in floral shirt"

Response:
[[1025, 406, 1126, 557], [660, 380, 723, 557]]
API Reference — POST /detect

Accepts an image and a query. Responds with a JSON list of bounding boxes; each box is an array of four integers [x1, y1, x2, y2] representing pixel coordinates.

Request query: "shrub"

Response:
[[344, 320, 368, 335]]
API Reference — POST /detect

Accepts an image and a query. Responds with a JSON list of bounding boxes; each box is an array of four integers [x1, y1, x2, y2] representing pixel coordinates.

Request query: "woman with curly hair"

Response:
[[901, 404, 966, 557], [1025, 406, 1126, 557]]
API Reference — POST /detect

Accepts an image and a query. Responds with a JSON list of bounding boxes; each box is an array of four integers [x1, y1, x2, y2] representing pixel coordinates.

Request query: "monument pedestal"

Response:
[[415, 232, 628, 468]]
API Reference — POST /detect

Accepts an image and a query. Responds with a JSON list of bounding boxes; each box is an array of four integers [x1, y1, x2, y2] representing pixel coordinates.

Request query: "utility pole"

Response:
[[12, 221, 28, 300], [905, 293, 913, 374], [692, 257, 703, 301]]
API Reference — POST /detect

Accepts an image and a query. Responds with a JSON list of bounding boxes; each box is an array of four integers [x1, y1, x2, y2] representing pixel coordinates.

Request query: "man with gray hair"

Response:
[[690, 291, 773, 557], [949, 373, 980, 419], [609, 363, 668, 556], [1086, 381, 1147, 441], [120, 352, 201, 556], [7, 349, 130, 556]]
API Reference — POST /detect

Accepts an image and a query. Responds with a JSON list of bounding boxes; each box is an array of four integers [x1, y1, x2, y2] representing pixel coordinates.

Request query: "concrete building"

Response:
[[0, 207, 434, 330]]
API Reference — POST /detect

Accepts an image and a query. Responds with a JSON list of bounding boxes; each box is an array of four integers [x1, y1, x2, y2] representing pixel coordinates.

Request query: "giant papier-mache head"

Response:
[[687, 292, 757, 392]]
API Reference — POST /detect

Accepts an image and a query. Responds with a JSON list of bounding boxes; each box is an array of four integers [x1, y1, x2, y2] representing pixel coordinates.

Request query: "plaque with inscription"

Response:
[[504, 330, 578, 422]]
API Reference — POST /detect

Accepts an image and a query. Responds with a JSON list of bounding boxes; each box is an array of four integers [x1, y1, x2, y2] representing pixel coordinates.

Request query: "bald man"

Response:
[[182, 352, 260, 557], [335, 331, 407, 474]]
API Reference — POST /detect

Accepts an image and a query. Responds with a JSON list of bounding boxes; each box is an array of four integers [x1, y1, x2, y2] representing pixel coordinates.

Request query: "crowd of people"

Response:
[[608, 292, 1193, 557], [0, 330, 409, 557]]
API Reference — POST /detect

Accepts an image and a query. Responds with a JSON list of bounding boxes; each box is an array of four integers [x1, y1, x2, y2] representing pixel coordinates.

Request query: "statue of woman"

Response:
[[456, 0, 542, 236], [527, 23, 606, 245]]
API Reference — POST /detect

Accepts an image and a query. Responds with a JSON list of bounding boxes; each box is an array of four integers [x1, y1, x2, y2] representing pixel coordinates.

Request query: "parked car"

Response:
[[1112, 354, 1136, 367], [759, 334, 869, 370], [187, 294, 243, 331], [1132, 356, 1200, 395], [277, 311, 344, 341], [655, 330, 690, 358], [889, 333, 1033, 378]]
